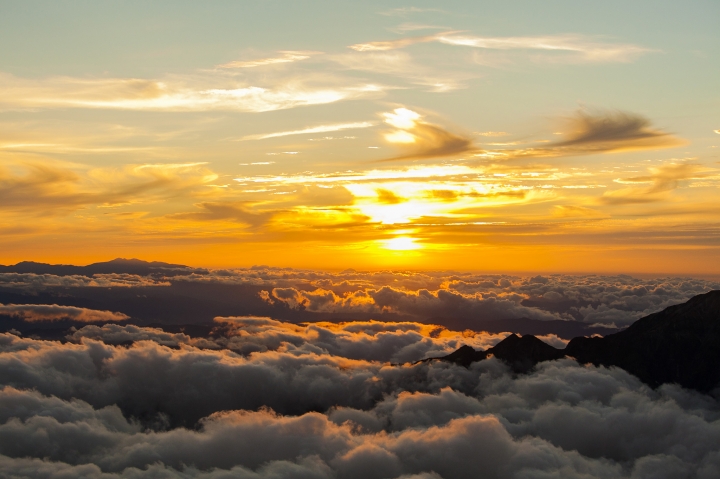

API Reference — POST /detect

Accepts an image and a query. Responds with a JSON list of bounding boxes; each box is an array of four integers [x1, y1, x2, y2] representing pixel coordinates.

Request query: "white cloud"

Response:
[[0, 73, 386, 113], [0, 342, 718, 478], [217, 51, 322, 69], [239, 121, 377, 141], [349, 33, 651, 63]]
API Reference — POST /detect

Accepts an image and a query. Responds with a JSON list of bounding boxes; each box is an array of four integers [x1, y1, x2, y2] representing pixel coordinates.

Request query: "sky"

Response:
[[1, 0, 719, 274]]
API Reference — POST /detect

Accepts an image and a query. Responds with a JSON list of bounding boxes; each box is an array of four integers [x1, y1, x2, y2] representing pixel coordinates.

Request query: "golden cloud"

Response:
[[378, 108, 476, 161], [0, 162, 218, 214], [0, 73, 386, 113], [0, 303, 129, 322], [349, 33, 650, 63], [375, 189, 406, 205], [167, 202, 274, 227], [217, 51, 322, 69], [552, 110, 684, 152], [600, 163, 707, 205]]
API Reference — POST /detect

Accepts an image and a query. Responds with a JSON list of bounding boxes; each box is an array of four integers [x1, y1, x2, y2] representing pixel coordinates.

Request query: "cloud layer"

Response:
[[4, 266, 718, 331], [0, 330, 719, 478], [177, 269, 719, 328], [0, 304, 129, 322]]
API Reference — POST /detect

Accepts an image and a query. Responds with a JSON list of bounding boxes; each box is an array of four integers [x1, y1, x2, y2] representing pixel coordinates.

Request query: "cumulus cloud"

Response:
[[0, 304, 129, 322], [64, 318, 509, 364], [260, 285, 562, 326], [214, 317, 509, 363], [169, 268, 720, 329], [0, 272, 169, 289], [67, 324, 202, 348], [4, 266, 718, 332], [0, 335, 719, 478]]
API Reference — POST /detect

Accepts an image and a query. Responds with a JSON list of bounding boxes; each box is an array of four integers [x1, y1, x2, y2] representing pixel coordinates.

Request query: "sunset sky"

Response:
[[1, 0, 719, 273]]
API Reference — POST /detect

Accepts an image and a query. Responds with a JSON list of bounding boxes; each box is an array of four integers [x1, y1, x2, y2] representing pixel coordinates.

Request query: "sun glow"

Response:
[[382, 236, 422, 250], [383, 108, 421, 129], [384, 130, 416, 143]]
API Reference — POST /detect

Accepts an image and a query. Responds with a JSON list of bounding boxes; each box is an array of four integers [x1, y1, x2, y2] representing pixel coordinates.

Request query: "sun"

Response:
[[382, 236, 422, 251]]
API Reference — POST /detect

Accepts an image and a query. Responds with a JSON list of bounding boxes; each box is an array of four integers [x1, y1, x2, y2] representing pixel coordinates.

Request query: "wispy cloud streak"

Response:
[[0, 74, 385, 112], [239, 121, 377, 141], [217, 51, 322, 69], [350, 33, 651, 62]]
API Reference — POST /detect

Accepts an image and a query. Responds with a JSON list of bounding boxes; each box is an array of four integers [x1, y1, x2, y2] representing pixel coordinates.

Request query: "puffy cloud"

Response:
[[67, 324, 200, 348], [4, 266, 718, 331], [213, 317, 509, 363], [0, 272, 169, 290], [67, 318, 508, 364], [0, 304, 129, 322], [173, 269, 720, 329], [0, 337, 719, 478]]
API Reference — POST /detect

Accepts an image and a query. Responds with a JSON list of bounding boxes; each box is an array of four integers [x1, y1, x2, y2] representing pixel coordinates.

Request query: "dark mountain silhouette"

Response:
[[478, 317, 618, 340], [434, 290, 720, 392], [565, 290, 720, 392], [425, 334, 564, 372], [0, 258, 198, 277]]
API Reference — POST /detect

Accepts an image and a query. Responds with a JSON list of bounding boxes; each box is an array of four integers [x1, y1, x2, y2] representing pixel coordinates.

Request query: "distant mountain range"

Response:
[[435, 290, 720, 393], [0, 258, 198, 277]]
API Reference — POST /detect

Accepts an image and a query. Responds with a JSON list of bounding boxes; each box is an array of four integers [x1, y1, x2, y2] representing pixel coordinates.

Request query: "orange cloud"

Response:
[[0, 303, 128, 322], [378, 108, 476, 161]]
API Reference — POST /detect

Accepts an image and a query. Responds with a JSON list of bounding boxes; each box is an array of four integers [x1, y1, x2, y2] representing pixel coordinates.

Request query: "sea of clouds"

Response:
[[2, 268, 719, 329], [1, 316, 720, 478], [1, 269, 720, 477]]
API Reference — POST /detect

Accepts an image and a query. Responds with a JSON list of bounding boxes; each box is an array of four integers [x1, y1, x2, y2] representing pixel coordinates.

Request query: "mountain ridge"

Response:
[[0, 258, 198, 277], [434, 290, 720, 393]]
